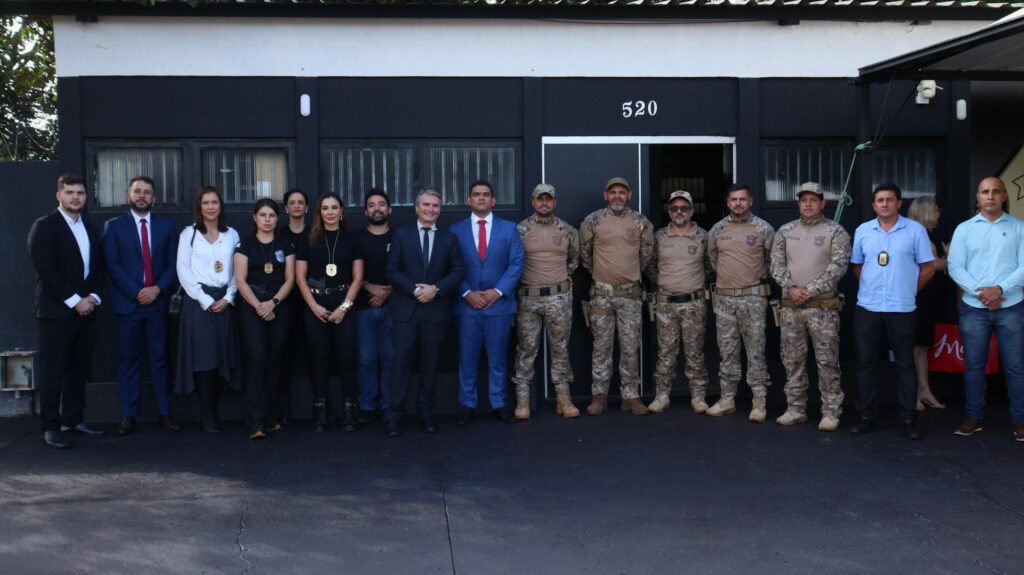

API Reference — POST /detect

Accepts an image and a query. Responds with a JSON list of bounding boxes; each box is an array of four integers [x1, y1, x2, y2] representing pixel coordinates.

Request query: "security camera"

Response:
[[915, 80, 942, 105]]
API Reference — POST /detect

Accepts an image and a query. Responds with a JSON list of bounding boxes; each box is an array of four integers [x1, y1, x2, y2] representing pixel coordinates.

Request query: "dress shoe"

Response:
[[61, 423, 105, 436], [159, 415, 181, 432], [386, 420, 400, 438], [42, 430, 71, 449], [492, 408, 515, 424], [850, 418, 874, 435], [1013, 422, 1024, 442], [357, 410, 377, 425], [118, 417, 138, 436], [903, 419, 923, 440], [420, 416, 437, 434], [954, 418, 983, 436], [457, 407, 474, 427]]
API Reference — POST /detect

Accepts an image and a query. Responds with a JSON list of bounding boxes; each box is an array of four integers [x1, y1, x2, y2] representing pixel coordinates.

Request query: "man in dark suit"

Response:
[[385, 188, 465, 437], [451, 180, 524, 424], [27, 173, 106, 449], [103, 176, 180, 436]]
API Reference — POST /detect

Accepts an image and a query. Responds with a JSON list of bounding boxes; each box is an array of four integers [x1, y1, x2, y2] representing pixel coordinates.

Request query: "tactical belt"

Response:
[[714, 283, 770, 297], [310, 284, 349, 296], [518, 281, 571, 298], [657, 290, 705, 304], [781, 296, 842, 310], [591, 281, 642, 299]]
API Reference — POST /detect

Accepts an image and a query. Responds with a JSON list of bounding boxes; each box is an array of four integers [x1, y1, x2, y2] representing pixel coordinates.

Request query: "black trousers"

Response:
[[854, 307, 917, 421], [303, 298, 356, 402], [37, 317, 96, 432], [386, 317, 449, 422], [278, 295, 309, 407], [238, 298, 292, 428]]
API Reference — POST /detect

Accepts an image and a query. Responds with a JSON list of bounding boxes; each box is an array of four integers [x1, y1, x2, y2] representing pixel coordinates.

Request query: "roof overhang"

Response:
[[860, 9, 1024, 81]]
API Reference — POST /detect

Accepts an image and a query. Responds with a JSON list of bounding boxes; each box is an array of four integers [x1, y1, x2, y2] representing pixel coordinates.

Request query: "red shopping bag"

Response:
[[928, 323, 1000, 374]]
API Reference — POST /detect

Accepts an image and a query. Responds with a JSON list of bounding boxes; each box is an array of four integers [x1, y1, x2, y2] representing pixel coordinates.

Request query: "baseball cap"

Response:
[[605, 177, 631, 192], [532, 183, 556, 199], [797, 182, 824, 198], [668, 190, 693, 204]]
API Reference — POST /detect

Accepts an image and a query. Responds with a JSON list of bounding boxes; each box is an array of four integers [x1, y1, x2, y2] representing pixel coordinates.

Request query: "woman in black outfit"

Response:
[[235, 198, 295, 439], [277, 189, 310, 422], [296, 193, 363, 432], [908, 194, 950, 410]]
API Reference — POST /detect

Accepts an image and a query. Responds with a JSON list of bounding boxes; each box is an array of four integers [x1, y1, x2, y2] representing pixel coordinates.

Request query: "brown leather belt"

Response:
[[518, 281, 571, 297], [781, 296, 842, 310], [657, 290, 705, 304], [591, 281, 642, 299]]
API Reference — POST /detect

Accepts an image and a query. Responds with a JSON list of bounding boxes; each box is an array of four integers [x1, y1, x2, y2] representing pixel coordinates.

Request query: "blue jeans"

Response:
[[356, 307, 393, 411], [960, 300, 1024, 424]]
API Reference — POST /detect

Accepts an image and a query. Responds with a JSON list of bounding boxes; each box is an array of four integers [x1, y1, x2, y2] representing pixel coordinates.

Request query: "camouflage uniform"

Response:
[[707, 213, 775, 398], [512, 215, 580, 397], [650, 225, 711, 399], [770, 215, 851, 417], [579, 207, 655, 399]]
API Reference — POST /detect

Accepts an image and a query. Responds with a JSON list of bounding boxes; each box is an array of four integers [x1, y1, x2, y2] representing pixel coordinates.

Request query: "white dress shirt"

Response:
[[471, 212, 494, 250], [58, 207, 101, 309], [176, 225, 240, 310]]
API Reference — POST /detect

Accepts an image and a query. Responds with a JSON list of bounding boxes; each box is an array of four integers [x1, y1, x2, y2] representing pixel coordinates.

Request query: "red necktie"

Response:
[[141, 218, 154, 287], [478, 220, 487, 261]]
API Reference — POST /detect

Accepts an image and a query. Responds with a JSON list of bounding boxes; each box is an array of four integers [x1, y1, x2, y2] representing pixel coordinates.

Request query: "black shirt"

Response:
[[350, 228, 393, 309], [235, 235, 294, 291], [296, 229, 361, 288], [278, 224, 308, 254]]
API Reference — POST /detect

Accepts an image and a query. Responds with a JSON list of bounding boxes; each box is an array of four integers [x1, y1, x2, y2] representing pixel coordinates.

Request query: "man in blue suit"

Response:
[[452, 180, 524, 425], [103, 176, 180, 436], [385, 188, 465, 437]]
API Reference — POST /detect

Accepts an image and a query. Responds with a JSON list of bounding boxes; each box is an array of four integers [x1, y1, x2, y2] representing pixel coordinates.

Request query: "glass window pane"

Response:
[[202, 149, 288, 204], [94, 148, 183, 207], [427, 145, 517, 206], [324, 146, 416, 207], [871, 148, 936, 199], [764, 144, 851, 202]]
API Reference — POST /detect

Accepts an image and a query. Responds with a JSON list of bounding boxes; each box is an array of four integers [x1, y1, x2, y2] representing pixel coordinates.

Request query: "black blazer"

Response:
[[28, 210, 105, 320], [387, 223, 465, 323]]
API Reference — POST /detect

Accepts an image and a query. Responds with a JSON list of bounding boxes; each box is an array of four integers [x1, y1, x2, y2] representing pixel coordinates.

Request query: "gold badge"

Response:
[[326, 263, 338, 277], [264, 263, 274, 274], [878, 251, 889, 267], [214, 261, 224, 273]]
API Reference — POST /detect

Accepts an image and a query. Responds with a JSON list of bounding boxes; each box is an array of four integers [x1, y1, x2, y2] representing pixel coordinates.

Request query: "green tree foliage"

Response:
[[1, 16, 56, 161]]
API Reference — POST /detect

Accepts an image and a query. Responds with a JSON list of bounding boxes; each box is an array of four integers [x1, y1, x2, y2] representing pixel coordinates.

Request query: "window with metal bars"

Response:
[[91, 147, 184, 207], [763, 142, 852, 202]]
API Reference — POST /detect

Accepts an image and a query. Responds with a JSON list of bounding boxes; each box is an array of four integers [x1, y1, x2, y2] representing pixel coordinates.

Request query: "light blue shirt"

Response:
[[947, 212, 1024, 309], [851, 215, 934, 313]]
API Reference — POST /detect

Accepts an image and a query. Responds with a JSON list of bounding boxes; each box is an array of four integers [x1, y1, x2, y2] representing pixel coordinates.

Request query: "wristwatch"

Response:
[[338, 299, 354, 312], [271, 297, 281, 306]]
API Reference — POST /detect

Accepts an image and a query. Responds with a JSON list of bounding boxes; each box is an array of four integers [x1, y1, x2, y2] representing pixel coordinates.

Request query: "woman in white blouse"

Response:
[[175, 186, 241, 433]]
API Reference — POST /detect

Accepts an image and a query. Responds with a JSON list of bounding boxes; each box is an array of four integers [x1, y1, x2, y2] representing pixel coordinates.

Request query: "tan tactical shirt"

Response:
[[708, 213, 774, 290], [770, 215, 852, 298], [651, 224, 709, 294], [516, 215, 580, 286], [579, 207, 655, 285]]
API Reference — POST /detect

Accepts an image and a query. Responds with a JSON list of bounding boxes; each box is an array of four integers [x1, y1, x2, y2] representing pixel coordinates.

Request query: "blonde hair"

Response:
[[908, 195, 939, 231]]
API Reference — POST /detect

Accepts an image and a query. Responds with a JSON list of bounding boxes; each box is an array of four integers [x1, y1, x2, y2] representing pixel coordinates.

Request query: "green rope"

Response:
[[833, 141, 873, 223]]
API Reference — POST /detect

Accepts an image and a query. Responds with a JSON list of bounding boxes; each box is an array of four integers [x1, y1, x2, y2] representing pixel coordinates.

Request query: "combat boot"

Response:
[[515, 396, 531, 421], [705, 396, 736, 417], [555, 393, 580, 418], [586, 394, 607, 416], [749, 397, 767, 423], [622, 398, 649, 416], [818, 414, 840, 432], [691, 396, 709, 414], [775, 409, 807, 426], [647, 394, 671, 414], [342, 399, 357, 433], [313, 398, 328, 433]]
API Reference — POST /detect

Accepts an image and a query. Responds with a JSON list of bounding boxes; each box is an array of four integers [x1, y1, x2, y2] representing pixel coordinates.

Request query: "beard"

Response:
[[367, 211, 389, 225]]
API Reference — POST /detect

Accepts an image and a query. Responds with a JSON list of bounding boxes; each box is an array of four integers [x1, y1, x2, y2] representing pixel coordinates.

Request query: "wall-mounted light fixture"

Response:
[[300, 94, 311, 117], [956, 99, 968, 121]]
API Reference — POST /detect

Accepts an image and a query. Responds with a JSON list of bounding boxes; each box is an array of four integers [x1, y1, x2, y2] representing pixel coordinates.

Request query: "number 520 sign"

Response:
[[622, 100, 658, 118]]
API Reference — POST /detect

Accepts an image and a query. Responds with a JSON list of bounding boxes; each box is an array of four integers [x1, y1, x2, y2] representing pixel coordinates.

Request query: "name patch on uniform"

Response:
[[745, 234, 757, 246]]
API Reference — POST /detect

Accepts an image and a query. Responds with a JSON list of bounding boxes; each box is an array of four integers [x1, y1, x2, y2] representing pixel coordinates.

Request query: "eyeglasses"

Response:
[[668, 206, 693, 213]]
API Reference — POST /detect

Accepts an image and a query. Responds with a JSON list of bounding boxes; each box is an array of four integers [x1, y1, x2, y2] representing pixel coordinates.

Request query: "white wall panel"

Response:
[[54, 16, 984, 79]]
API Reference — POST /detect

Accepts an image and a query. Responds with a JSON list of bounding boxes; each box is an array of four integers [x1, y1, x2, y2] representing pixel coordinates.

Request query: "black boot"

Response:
[[342, 400, 357, 433], [313, 398, 328, 433], [279, 393, 291, 425], [196, 378, 222, 434]]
